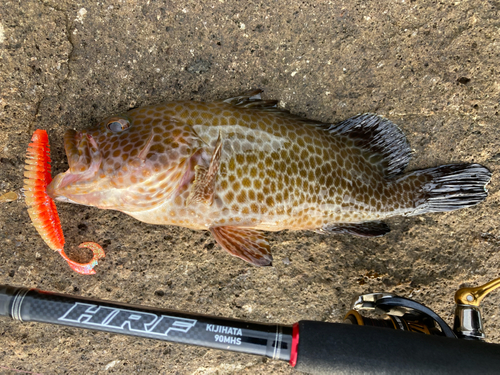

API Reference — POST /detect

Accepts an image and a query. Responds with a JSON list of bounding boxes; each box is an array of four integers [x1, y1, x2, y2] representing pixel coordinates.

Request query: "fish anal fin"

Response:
[[210, 226, 273, 266], [186, 135, 223, 206], [315, 221, 390, 237]]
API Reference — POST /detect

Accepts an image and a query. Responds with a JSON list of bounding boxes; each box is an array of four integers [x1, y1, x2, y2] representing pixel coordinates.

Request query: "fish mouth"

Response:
[[46, 129, 102, 201], [64, 129, 101, 173]]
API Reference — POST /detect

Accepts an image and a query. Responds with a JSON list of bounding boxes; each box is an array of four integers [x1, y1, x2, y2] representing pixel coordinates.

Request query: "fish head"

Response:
[[47, 108, 201, 212]]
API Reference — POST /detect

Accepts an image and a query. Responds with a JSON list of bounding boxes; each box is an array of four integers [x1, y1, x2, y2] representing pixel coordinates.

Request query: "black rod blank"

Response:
[[0, 284, 292, 362]]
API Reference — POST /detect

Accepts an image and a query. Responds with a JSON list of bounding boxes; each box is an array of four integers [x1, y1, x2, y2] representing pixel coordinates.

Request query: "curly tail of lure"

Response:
[[23, 129, 104, 275]]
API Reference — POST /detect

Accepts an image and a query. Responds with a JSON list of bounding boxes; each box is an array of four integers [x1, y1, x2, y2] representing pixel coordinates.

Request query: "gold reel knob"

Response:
[[455, 276, 500, 307]]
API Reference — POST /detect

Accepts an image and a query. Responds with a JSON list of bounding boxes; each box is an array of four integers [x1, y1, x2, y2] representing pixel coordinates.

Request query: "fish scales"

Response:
[[47, 90, 491, 266], [88, 101, 417, 227]]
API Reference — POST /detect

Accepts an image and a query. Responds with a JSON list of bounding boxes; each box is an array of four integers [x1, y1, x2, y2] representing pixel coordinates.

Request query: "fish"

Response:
[[46, 90, 492, 266]]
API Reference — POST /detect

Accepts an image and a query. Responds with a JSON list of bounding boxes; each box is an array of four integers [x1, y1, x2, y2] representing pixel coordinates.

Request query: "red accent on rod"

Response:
[[289, 322, 299, 367]]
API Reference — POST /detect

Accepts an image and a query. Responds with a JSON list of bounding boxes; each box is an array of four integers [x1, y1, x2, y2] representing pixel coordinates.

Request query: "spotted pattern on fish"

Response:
[[47, 90, 491, 266]]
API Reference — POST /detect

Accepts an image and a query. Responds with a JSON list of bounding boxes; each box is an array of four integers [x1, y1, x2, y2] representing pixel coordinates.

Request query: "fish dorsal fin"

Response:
[[210, 226, 273, 266], [186, 135, 223, 206], [321, 114, 412, 176], [315, 221, 390, 237], [221, 89, 278, 110], [221, 92, 410, 176], [220, 89, 330, 126]]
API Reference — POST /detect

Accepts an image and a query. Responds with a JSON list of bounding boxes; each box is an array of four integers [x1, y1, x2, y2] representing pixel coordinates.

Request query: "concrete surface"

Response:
[[1, 0, 499, 374]]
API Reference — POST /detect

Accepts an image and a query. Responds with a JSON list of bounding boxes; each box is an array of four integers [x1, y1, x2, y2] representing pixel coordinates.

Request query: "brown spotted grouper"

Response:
[[47, 90, 491, 266]]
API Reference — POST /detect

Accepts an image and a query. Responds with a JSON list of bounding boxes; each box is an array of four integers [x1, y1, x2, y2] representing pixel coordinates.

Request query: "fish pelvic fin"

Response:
[[210, 226, 273, 266], [186, 134, 223, 206], [405, 163, 491, 215], [314, 221, 390, 237], [321, 114, 412, 177]]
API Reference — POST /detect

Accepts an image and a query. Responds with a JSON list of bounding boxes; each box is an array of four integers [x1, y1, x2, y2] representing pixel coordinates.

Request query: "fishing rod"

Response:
[[2, 279, 500, 374]]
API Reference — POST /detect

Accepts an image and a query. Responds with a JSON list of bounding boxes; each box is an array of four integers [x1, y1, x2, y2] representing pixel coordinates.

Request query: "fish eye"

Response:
[[107, 118, 130, 132]]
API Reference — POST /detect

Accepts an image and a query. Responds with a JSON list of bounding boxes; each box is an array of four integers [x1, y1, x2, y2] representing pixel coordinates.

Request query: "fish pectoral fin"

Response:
[[210, 226, 273, 266], [314, 221, 390, 237], [186, 135, 223, 206]]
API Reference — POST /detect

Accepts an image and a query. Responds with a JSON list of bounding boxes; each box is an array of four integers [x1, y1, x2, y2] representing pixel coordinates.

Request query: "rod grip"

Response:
[[294, 320, 500, 374], [0, 285, 20, 317]]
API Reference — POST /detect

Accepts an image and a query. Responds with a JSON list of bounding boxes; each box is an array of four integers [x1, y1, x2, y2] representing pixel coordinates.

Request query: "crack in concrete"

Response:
[[61, 12, 76, 85], [37, 0, 76, 93], [31, 1, 75, 132], [30, 96, 46, 134], [37, 0, 67, 13]]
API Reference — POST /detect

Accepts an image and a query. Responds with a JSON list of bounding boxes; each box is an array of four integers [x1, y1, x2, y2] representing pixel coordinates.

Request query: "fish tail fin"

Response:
[[406, 163, 491, 216]]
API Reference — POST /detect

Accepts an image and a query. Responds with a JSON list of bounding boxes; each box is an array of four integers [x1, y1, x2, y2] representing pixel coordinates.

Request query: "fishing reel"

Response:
[[344, 277, 500, 340]]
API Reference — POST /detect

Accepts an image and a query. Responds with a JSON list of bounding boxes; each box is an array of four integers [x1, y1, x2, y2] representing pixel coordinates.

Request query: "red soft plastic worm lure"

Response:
[[23, 129, 105, 275]]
